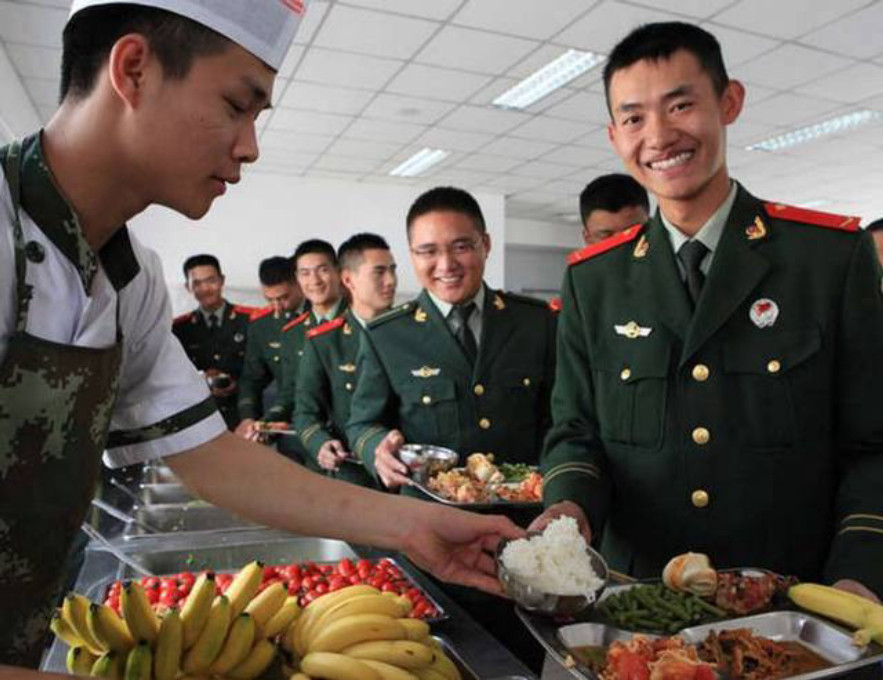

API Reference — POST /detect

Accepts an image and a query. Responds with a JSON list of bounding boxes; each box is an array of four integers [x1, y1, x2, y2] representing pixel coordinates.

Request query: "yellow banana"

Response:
[[263, 595, 300, 640], [414, 669, 449, 680], [312, 594, 404, 638], [245, 581, 288, 632], [87, 603, 134, 653], [295, 584, 381, 654], [789, 583, 883, 646], [63, 593, 106, 655], [227, 638, 277, 680], [123, 642, 152, 680], [300, 651, 381, 680], [225, 560, 264, 618], [341, 639, 434, 669], [50, 608, 85, 648], [393, 595, 414, 617], [67, 646, 97, 675], [154, 607, 183, 680], [290, 674, 311, 680], [361, 659, 420, 680], [426, 649, 461, 680], [208, 612, 256, 675], [397, 618, 430, 642], [308, 613, 407, 654], [181, 571, 216, 649], [183, 594, 232, 675], [90, 650, 124, 679], [120, 582, 159, 645]]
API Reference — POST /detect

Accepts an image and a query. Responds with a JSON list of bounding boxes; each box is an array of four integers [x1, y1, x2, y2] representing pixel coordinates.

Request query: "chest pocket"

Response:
[[723, 327, 822, 449], [593, 339, 672, 448], [492, 370, 543, 430], [400, 379, 459, 442]]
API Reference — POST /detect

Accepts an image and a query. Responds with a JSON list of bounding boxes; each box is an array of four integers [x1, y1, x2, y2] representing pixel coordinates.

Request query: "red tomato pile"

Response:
[[103, 557, 439, 619]]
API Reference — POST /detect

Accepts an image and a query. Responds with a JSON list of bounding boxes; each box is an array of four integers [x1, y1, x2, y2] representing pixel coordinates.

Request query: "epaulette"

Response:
[[368, 301, 415, 329], [173, 312, 193, 325], [764, 202, 860, 232], [282, 311, 311, 333], [307, 317, 345, 339], [502, 290, 549, 309], [232, 304, 258, 318], [548, 297, 562, 313], [250, 306, 274, 322], [567, 223, 644, 266]]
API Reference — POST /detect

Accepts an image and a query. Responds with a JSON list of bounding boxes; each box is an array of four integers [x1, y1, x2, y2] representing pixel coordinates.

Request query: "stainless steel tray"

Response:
[[139, 482, 196, 505], [141, 462, 179, 484], [520, 608, 883, 680], [410, 479, 541, 510], [123, 502, 262, 538]]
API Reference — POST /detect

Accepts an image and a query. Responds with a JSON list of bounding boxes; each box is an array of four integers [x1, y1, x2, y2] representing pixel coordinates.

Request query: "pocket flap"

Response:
[[724, 327, 821, 375], [401, 378, 457, 403]]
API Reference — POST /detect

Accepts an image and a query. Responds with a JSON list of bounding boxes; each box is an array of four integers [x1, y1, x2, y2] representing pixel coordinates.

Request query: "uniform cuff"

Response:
[[353, 426, 389, 479], [825, 513, 883, 598], [300, 423, 333, 461], [542, 462, 610, 535]]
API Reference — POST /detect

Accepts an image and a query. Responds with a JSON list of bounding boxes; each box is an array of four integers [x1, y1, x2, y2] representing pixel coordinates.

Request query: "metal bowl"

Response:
[[496, 535, 608, 618], [399, 444, 459, 482]]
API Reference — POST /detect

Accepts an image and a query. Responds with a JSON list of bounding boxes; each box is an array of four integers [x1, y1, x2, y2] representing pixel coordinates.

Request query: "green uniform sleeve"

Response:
[[294, 339, 335, 464], [345, 331, 393, 480], [541, 267, 612, 534], [237, 321, 272, 420], [824, 232, 883, 596], [267, 332, 297, 422]]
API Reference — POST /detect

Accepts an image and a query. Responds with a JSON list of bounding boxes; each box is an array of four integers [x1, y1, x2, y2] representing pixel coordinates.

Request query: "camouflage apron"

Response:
[[0, 140, 122, 666]]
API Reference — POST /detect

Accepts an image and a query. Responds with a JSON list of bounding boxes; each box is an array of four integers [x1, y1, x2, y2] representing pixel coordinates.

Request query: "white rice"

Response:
[[500, 516, 604, 598]]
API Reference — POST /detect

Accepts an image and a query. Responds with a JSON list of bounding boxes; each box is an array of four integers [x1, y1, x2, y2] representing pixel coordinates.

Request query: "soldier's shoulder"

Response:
[[231, 304, 258, 321], [249, 306, 274, 322], [567, 223, 645, 267], [307, 317, 345, 339], [282, 311, 311, 333], [367, 301, 417, 330], [498, 290, 556, 314], [763, 202, 861, 233], [173, 311, 195, 326]]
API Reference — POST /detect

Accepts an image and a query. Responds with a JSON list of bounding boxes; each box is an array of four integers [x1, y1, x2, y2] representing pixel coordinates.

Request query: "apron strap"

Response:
[[2, 141, 32, 333]]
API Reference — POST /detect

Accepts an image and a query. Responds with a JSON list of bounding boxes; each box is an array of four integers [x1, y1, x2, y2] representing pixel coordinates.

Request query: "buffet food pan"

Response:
[[138, 482, 196, 505], [141, 463, 179, 484], [123, 502, 261, 538]]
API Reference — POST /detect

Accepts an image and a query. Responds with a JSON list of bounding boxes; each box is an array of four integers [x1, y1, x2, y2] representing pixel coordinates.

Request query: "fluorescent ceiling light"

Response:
[[389, 148, 449, 177], [746, 110, 881, 152], [493, 49, 606, 110]]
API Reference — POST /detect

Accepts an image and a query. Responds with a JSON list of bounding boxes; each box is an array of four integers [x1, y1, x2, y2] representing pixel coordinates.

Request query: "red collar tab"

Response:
[[567, 223, 644, 266], [764, 202, 861, 232], [548, 297, 562, 312], [282, 311, 311, 333], [307, 317, 345, 339], [250, 306, 274, 322]]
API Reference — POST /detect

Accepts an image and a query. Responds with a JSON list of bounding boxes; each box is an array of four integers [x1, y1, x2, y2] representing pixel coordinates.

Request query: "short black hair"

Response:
[[183, 254, 221, 280], [580, 174, 650, 225], [866, 218, 883, 233], [406, 186, 486, 238], [61, 4, 231, 101], [603, 22, 729, 115], [338, 233, 390, 271], [293, 239, 338, 269], [258, 256, 294, 286]]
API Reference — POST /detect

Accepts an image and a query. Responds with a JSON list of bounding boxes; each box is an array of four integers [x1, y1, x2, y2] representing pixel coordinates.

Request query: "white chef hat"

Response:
[[68, 0, 306, 70]]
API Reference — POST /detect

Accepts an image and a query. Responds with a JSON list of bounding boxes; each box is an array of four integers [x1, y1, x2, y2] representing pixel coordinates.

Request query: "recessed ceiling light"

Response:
[[389, 148, 449, 177], [746, 110, 881, 152], [493, 49, 606, 111]]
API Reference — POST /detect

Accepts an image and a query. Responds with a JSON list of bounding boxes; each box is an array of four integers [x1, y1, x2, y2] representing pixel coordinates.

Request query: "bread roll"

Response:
[[662, 552, 718, 597]]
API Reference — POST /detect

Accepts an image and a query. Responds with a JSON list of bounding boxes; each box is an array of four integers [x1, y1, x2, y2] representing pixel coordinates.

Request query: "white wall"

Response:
[[0, 42, 41, 143], [506, 217, 582, 250], [130, 173, 505, 315]]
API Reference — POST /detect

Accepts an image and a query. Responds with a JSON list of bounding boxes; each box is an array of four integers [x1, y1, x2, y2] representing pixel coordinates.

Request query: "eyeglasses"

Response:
[[410, 238, 481, 261]]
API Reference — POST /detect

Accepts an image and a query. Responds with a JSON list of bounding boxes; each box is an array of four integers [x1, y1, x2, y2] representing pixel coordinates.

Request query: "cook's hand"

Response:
[[528, 500, 593, 545], [374, 430, 410, 489], [234, 418, 257, 439], [318, 440, 350, 471], [833, 579, 880, 603], [402, 503, 526, 596]]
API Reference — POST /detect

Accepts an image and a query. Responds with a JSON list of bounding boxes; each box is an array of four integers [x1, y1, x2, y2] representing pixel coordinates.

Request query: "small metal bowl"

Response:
[[398, 444, 459, 482], [496, 535, 609, 617]]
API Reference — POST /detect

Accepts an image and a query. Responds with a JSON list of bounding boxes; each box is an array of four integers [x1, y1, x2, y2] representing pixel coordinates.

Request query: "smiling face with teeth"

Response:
[[606, 49, 745, 230]]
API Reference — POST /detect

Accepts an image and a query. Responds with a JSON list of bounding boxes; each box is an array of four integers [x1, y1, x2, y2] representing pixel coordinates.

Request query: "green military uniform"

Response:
[[294, 311, 378, 488], [347, 286, 557, 484], [172, 301, 252, 429], [237, 306, 297, 421], [543, 183, 883, 595]]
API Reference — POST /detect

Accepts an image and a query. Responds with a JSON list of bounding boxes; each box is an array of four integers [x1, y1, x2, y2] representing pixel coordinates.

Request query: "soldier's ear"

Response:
[[721, 79, 745, 126], [107, 33, 155, 110]]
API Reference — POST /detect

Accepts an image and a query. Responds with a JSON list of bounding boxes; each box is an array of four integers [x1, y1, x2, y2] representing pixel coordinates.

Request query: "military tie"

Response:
[[678, 240, 709, 308], [207, 314, 219, 331], [451, 303, 478, 364]]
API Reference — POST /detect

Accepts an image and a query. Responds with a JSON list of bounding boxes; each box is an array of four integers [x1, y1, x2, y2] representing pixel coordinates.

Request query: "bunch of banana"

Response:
[[289, 585, 460, 680], [789, 583, 883, 646], [52, 560, 304, 680]]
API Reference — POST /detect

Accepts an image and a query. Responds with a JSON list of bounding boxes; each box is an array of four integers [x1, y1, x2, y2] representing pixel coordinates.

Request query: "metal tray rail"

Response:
[[138, 482, 197, 505]]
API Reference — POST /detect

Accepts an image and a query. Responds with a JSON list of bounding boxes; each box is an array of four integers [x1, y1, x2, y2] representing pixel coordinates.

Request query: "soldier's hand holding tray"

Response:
[[528, 500, 593, 545], [318, 439, 350, 471], [375, 429, 411, 488]]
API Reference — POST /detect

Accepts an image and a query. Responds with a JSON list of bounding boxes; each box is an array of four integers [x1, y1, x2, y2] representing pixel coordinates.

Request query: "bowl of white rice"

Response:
[[497, 516, 608, 616]]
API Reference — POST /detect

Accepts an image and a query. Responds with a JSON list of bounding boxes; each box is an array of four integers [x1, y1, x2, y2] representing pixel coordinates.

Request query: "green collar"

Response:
[[14, 133, 140, 293]]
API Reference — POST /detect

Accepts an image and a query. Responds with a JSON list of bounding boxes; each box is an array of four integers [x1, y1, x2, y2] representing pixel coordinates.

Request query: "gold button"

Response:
[[213, 354, 221, 361], [692, 427, 710, 445], [767, 359, 781, 374], [345, 383, 353, 391], [421, 395, 432, 405], [473, 384, 485, 396], [691, 490, 710, 508], [692, 364, 710, 382], [272, 356, 280, 362], [523, 378, 531, 387], [479, 418, 491, 430], [620, 368, 632, 381]]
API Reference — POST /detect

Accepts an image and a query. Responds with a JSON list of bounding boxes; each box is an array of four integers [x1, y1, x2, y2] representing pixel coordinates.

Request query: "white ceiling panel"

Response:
[[740, 83, 781, 107], [507, 44, 604, 92], [454, 154, 523, 173], [6, 43, 60, 80], [452, 0, 593, 41], [440, 105, 531, 134], [509, 160, 573, 180], [713, 0, 870, 39], [797, 63, 883, 104], [628, 0, 736, 19], [554, 1, 672, 53], [278, 46, 305, 79], [542, 91, 610, 125], [734, 44, 854, 90], [0, 2, 65, 47], [360, 93, 455, 126], [416, 25, 538, 75], [338, 0, 463, 21], [483, 174, 548, 192], [296, 47, 403, 89], [479, 136, 559, 160], [385, 64, 491, 103], [293, 0, 330, 45], [538, 145, 612, 168], [574, 127, 613, 150], [727, 119, 782, 146], [313, 154, 381, 173], [415, 127, 496, 152], [257, 148, 321, 167], [801, 2, 883, 59], [259, 130, 335, 154], [24, 77, 57, 107], [510, 116, 595, 143], [266, 109, 353, 135], [279, 81, 374, 115], [313, 4, 438, 60], [739, 93, 842, 127], [427, 168, 496, 187], [698, 23, 778, 67], [344, 118, 427, 143], [324, 138, 403, 160]]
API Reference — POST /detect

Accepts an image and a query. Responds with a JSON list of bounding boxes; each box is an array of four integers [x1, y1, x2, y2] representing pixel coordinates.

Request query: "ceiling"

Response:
[[2, 0, 883, 226]]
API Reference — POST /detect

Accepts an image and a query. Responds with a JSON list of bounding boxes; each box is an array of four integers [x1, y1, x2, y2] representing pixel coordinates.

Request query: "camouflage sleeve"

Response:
[[294, 339, 334, 462], [237, 322, 272, 420], [345, 331, 393, 480], [106, 396, 218, 448]]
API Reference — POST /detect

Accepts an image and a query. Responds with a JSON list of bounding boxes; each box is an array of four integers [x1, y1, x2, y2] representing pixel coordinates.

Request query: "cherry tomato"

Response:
[[262, 566, 278, 581], [314, 583, 329, 595], [301, 576, 314, 590], [145, 588, 159, 605], [336, 559, 354, 576], [348, 574, 362, 585], [328, 576, 347, 591], [380, 582, 398, 593]]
